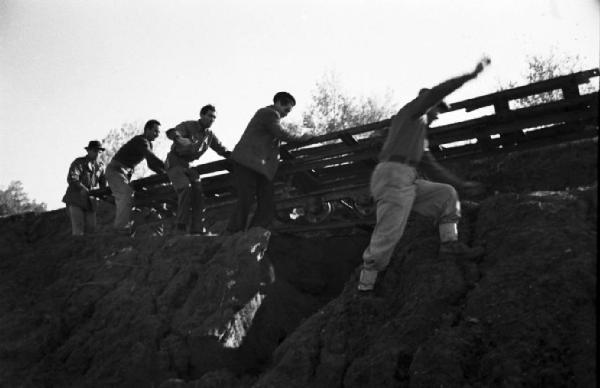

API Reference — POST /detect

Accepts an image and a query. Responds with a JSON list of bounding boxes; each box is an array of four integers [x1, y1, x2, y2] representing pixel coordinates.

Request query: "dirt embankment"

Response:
[[0, 139, 596, 387]]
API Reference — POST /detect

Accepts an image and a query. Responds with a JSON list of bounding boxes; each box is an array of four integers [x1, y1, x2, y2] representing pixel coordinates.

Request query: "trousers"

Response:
[[106, 160, 134, 230], [167, 165, 205, 232], [68, 205, 96, 235], [362, 162, 461, 271], [226, 161, 275, 232]]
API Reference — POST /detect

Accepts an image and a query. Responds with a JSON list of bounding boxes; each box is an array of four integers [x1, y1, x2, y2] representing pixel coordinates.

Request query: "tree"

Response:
[[300, 71, 396, 136], [500, 53, 599, 108], [0, 181, 47, 216], [100, 121, 169, 180]]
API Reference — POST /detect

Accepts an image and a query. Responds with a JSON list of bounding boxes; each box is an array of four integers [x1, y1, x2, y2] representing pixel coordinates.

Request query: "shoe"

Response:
[[439, 241, 485, 261], [357, 268, 378, 292]]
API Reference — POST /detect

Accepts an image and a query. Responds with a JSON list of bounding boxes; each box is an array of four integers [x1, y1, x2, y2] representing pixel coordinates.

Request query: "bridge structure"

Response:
[[91, 68, 599, 232]]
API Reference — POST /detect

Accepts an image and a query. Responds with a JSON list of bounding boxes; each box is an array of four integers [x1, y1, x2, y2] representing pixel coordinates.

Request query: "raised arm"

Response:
[[411, 57, 491, 118]]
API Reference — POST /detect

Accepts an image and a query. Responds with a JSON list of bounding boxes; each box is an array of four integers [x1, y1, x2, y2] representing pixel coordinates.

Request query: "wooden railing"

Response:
[[90, 68, 599, 221]]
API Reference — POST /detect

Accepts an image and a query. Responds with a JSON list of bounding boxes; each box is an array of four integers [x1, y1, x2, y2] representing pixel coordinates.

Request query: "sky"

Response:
[[1, 0, 599, 210]]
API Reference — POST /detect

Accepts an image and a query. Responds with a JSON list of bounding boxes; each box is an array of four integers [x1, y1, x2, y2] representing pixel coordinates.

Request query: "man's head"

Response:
[[273, 91, 296, 118], [84, 140, 105, 160], [419, 88, 450, 124], [143, 119, 161, 141], [199, 104, 217, 128]]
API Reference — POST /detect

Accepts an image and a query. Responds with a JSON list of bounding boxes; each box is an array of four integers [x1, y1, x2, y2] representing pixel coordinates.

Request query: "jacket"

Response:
[[231, 105, 300, 180], [62, 156, 106, 210], [165, 120, 229, 169]]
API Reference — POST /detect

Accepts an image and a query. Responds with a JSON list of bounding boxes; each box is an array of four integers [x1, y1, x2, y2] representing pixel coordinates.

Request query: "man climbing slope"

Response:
[[359, 57, 491, 292]]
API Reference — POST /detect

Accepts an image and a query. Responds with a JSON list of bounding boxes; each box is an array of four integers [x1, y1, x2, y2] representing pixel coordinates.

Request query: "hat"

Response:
[[85, 140, 105, 151], [419, 88, 451, 112]]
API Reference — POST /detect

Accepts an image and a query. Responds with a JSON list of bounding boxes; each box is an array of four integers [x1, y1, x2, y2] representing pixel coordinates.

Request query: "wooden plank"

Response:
[[448, 68, 599, 112]]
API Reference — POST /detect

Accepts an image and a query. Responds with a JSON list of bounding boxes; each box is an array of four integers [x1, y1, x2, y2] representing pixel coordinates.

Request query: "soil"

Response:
[[0, 139, 596, 387]]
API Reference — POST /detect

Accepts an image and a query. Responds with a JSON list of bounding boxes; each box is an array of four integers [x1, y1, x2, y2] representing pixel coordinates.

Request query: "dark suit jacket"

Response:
[[231, 106, 300, 180]]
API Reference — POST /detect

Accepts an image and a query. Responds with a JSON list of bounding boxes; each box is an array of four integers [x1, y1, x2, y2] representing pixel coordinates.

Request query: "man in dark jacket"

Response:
[[226, 92, 313, 233], [62, 140, 107, 235], [165, 105, 230, 235], [105, 119, 166, 233]]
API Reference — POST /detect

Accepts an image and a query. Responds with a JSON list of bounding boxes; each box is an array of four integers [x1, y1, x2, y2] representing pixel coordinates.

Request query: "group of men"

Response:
[[62, 57, 491, 292], [62, 91, 308, 237]]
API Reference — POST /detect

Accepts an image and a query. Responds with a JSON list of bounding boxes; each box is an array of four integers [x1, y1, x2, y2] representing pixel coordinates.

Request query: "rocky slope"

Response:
[[0, 139, 596, 387]]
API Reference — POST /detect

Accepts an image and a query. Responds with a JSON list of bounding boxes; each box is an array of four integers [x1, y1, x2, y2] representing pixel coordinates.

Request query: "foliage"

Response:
[[299, 71, 396, 136], [0, 181, 47, 216], [500, 53, 599, 108]]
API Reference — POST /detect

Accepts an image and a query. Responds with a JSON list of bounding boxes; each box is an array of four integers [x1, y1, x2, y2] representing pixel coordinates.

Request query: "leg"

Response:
[[362, 191, 416, 271], [190, 181, 206, 233], [68, 205, 85, 236], [106, 165, 134, 229], [84, 210, 97, 234], [249, 174, 275, 229], [226, 162, 258, 233], [413, 179, 483, 258], [412, 179, 460, 241], [167, 166, 193, 231], [359, 163, 418, 290]]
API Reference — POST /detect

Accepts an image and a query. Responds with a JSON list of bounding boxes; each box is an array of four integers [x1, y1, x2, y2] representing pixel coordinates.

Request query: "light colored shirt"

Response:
[[379, 71, 477, 164]]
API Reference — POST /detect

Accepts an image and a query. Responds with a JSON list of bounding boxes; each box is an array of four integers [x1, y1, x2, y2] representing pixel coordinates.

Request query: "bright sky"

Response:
[[1, 0, 598, 210]]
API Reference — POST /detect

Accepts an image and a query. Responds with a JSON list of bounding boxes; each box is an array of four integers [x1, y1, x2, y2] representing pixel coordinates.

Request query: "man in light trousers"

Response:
[[359, 57, 491, 292], [105, 119, 166, 234]]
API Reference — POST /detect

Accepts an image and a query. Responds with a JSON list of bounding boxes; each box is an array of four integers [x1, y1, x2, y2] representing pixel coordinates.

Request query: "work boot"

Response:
[[439, 241, 485, 261], [357, 268, 378, 292]]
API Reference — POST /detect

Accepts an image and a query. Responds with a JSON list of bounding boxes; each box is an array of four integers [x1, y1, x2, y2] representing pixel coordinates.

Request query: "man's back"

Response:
[[231, 106, 283, 180]]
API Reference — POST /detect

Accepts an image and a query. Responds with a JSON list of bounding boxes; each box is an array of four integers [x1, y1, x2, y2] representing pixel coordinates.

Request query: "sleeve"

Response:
[[98, 163, 107, 189], [418, 151, 464, 188], [263, 109, 304, 142], [141, 139, 166, 173], [208, 131, 230, 158], [409, 72, 476, 118], [67, 160, 86, 190], [166, 122, 188, 141]]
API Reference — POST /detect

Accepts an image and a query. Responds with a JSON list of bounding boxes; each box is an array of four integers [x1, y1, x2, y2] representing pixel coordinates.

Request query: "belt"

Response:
[[387, 154, 419, 167], [108, 159, 134, 174]]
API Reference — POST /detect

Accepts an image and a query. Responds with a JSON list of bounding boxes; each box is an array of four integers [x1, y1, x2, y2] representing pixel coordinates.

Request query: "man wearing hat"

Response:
[[358, 57, 491, 292], [62, 140, 107, 236]]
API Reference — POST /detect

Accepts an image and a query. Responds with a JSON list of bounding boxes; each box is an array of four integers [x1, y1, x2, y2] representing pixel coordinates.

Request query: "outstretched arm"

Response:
[[145, 149, 166, 174], [411, 57, 491, 118], [208, 132, 231, 158], [264, 109, 313, 142]]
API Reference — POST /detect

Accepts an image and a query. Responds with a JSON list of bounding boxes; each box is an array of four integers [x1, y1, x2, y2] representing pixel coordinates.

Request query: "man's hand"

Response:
[[460, 181, 486, 197], [473, 56, 491, 76], [298, 132, 314, 142]]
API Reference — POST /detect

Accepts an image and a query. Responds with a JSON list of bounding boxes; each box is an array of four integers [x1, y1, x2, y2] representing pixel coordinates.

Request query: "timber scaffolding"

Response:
[[91, 68, 599, 233]]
